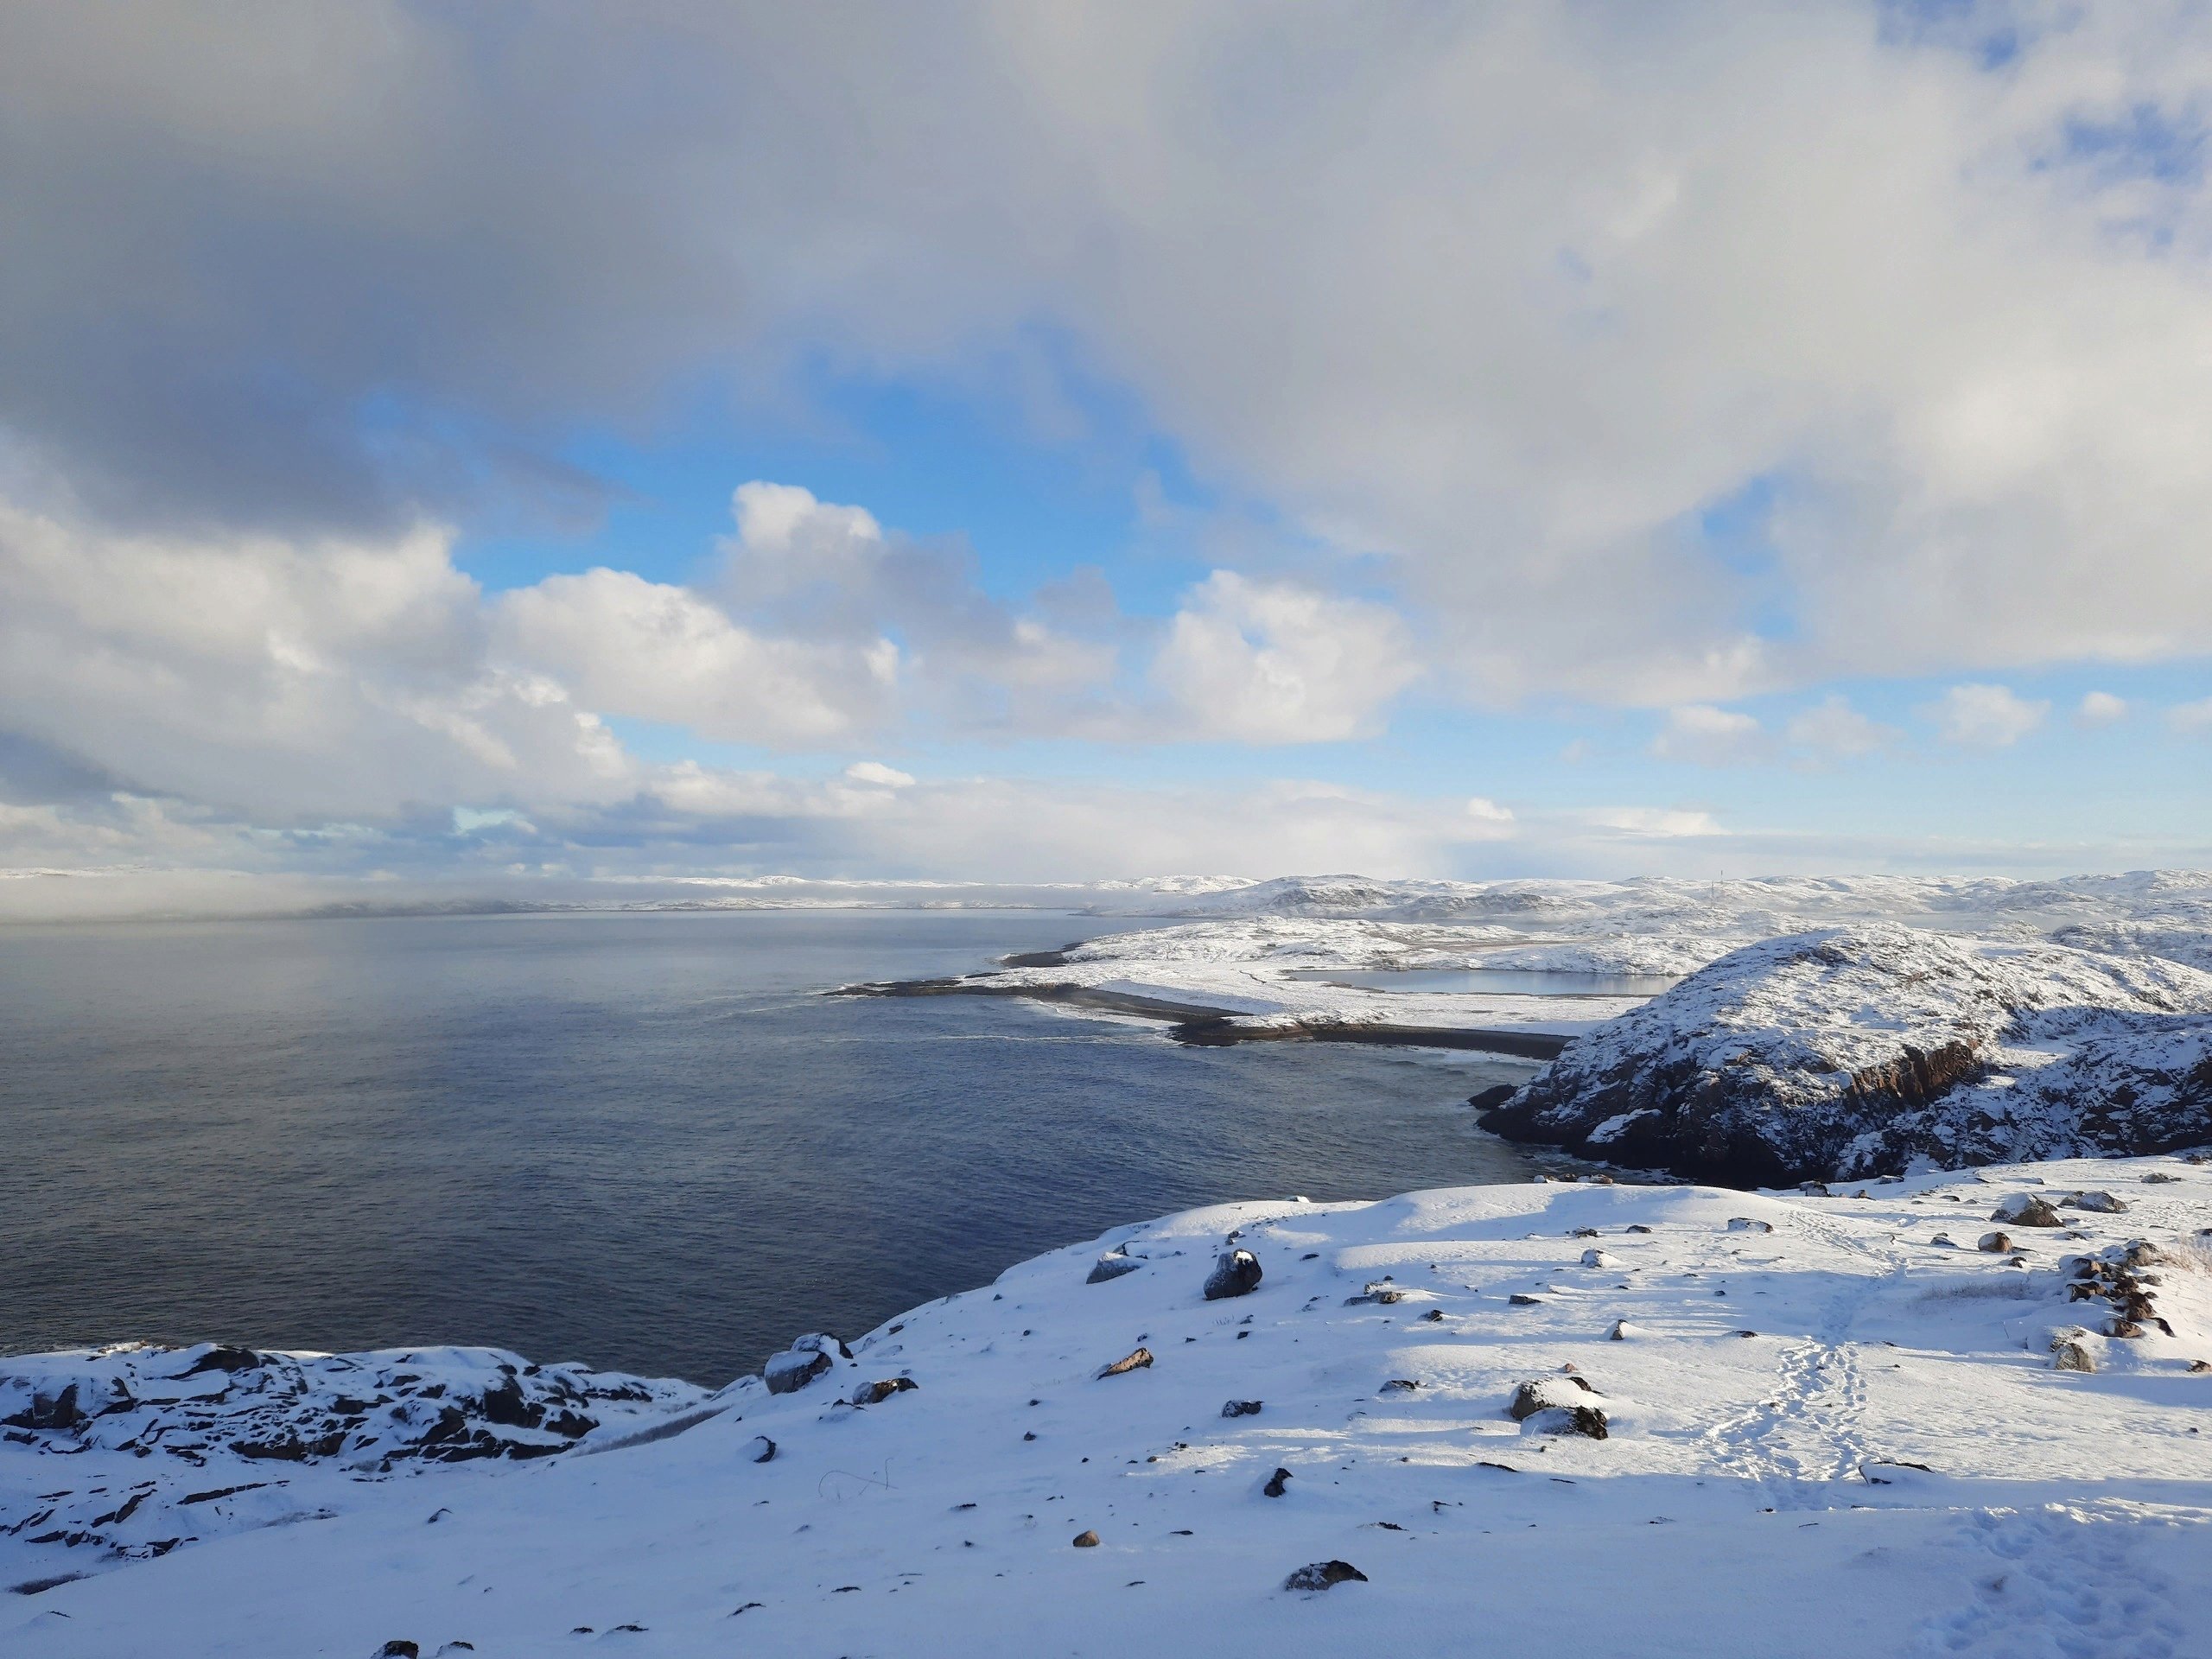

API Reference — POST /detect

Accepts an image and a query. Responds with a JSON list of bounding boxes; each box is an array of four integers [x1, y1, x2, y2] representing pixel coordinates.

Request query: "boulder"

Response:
[[1284, 1560, 1367, 1592], [1262, 1467, 1293, 1497], [2067, 1191, 2129, 1214], [1991, 1194, 2063, 1228], [1203, 1249, 1263, 1300], [1507, 1376, 1594, 1420], [743, 1435, 776, 1463], [1096, 1347, 1154, 1380], [849, 1377, 918, 1406], [1726, 1218, 1773, 1234], [1978, 1231, 2012, 1253], [1523, 1403, 1609, 1439], [763, 1334, 850, 1395], [1086, 1251, 1143, 1285], [1344, 1279, 1404, 1306], [1221, 1399, 1262, 1418], [1071, 1530, 1099, 1548], [1580, 1248, 1618, 1268], [2050, 1333, 2097, 1373]]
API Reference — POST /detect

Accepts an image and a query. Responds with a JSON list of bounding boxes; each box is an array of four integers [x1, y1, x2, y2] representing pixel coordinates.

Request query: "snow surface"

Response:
[[9, 1156, 2212, 1656]]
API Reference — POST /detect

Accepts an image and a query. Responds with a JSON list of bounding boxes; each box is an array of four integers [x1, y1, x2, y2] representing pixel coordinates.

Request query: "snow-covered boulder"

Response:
[[1478, 925, 2212, 1184]]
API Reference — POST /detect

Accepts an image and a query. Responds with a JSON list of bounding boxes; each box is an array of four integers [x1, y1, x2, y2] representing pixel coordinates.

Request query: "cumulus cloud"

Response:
[[1150, 571, 1417, 742], [2168, 696, 2212, 735], [2074, 690, 2128, 726], [1649, 705, 1769, 766], [497, 568, 894, 747], [0, 498, 632, 819], [716, 483, 1122, 728], [1786, 695, 1896, 760], [1925, 683, 2050, 749]]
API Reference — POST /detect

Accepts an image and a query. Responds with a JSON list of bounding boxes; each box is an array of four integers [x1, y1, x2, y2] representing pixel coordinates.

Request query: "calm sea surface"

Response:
[[0, 911, 1543, 1384]]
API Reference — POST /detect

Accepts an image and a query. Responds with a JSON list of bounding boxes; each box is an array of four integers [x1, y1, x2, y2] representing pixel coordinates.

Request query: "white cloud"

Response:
[[1786, 695, 1895, 760], [2169, 697, 2212, 735], [1649, 705, 1767, 766], [497, 568, 893, 747], [1573, 806, 1726, 839], [1465, 796, 1514, 824], [0, 498, 634, 820], [843, 760, 915, 788], [1150, 571, 1417, 742], [1925, 683, 2050, 749], [717, 482, 1122, 723], [2076, 690, 2129, 726]]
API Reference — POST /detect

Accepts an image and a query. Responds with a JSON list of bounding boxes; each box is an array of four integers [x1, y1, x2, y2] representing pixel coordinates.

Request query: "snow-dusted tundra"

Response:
[[10, 872, 2212, 1656]]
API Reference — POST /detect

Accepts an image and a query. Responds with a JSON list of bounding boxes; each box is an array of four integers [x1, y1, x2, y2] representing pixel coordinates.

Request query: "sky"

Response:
[[4, 0, 2212, 901]]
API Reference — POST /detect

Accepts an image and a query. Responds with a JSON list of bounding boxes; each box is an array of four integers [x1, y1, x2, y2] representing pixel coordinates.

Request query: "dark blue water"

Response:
[[0, 912, 1543, 1384], [1286, 966, 1680, 997]]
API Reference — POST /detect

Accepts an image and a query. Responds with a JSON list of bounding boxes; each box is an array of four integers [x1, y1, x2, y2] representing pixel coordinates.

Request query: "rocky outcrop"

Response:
[[1478, 925, 2212, 1184], [0, 1343, 702, 1577]]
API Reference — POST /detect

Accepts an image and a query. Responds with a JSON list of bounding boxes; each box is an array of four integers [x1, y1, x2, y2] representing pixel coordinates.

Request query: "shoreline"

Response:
[[831, 976, 1571, 1059]]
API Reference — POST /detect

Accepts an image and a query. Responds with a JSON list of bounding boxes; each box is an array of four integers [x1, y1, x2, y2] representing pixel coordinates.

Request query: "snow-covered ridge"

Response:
[[1481, 925, 2212, 1184], [10, 1157, 2211, 1656], [942, 871, 2212, 1045]]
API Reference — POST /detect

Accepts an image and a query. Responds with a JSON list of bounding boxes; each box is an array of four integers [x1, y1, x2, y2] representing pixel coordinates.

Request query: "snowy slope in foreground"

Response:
[[10, 1157, 2212, 1658]]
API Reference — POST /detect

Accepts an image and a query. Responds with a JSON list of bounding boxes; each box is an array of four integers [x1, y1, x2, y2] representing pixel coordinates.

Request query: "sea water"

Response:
[[0, 911, 1541, 1384]]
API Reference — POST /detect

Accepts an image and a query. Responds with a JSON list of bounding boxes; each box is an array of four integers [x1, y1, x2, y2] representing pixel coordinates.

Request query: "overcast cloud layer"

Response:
[[3, 2, 2211, 895]]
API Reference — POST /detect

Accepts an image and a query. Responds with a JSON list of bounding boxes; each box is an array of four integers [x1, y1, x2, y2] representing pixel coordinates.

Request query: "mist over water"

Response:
[[1, 911, 1541, 1385]]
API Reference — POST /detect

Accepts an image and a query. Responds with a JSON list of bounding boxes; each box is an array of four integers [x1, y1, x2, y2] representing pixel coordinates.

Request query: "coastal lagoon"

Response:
[[0, 910, 1541, 1383]]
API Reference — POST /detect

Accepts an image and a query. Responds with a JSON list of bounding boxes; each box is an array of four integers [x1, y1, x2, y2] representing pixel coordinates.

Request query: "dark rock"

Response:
[[478, 1379, 542, 1429], [377, 1643, 420, 1658], [1468, 1084, 1517, 1113], [1526, 1403, 1609, 1439], [1262, 1467, 1293, 1497], [1344, 1279, 1405, 1306], [2067, 1191, 2129, 1214], [1284, 1560, 1367, 1592], [849, 1377, 918, 1406], [1096, 1347, 1154, 1380], [1379, 1379, 1419, 1395], [763, 1335, 849, 1395], [1508, 1294, 1542, 1306], [1991, 1194, 2063, 1228], [744, 1435, 776, 1463], [1978, 1231, 2012, 1253], [176, 1345, 263, 1378], [1508, 1376, 1593, 1421], [1421, 1308, 1446, 1323], [1726, 1217, 1773, 1233], [1203, 1249, 1263, 1300], [3, 1384, 84, 1432], [1072, 1529, 1100, 1548], [1087, 1252, 1143, 1285], [1221, 1400, 1262, 1418]]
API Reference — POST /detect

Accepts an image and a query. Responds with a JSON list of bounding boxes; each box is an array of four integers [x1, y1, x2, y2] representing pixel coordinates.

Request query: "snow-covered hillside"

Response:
[[1482, 925, 2212, 1184], [7, 1157, 2210, 1656]]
